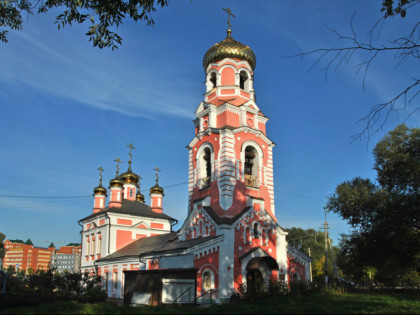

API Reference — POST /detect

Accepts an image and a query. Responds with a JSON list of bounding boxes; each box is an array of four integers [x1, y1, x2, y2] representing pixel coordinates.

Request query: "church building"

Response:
[[79, 19, 311, 303]]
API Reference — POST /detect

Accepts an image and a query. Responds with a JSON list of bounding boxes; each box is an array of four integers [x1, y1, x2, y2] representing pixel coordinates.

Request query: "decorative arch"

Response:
[[205, 69, 218, 92], [243, 225, 251, 244], [242, 254, 278, 288], [196, 143, 214, 189], [240, 141, 263, 188], [237, 68, 252, 92], [253, 222, 260, 239], [198, 219, 203, 236], [202, 269, 215, 291]]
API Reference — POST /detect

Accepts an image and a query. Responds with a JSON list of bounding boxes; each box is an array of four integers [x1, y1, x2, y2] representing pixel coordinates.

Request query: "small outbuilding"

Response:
[[124, 268, 197, 306]]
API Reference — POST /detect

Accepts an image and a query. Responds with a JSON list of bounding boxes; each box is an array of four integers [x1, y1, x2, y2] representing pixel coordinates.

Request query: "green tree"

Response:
[[6, 265, 16, 276], [286, 227, 342, 281], [1, 0, 169, 48], [326, 124, 420, 285], [0, 232, 5, 259]]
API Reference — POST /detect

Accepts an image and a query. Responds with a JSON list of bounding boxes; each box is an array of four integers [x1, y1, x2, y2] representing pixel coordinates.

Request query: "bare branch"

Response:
[[286, 6, 420, 142], [351, 79, 420, 142]]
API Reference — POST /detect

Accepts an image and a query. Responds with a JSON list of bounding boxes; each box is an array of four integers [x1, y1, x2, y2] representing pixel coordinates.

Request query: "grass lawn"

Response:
[[1, 291, 420, 314]]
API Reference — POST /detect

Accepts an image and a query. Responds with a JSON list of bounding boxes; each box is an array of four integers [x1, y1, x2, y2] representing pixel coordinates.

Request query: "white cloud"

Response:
[[0, 21, 195, 120]]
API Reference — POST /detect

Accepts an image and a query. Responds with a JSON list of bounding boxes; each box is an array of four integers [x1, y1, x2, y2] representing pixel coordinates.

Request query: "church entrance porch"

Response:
[[240, 252, 280, 298]]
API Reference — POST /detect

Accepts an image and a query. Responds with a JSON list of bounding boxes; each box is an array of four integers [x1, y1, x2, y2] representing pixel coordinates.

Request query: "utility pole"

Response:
[[328, 238, 340, 280], [319, 210, 329, 285]]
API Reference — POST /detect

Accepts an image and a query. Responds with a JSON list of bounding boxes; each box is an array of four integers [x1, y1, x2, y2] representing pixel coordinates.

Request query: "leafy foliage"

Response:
[[381, 0, 414, 18], [6, 265, 16, 276], [1, 269, 106, 309], [326, 124, 420, 285], [0, 0, 169, 48], [231, 279, 311, 303], [0, 0, 32, 43], [286, 227, 342, 280]]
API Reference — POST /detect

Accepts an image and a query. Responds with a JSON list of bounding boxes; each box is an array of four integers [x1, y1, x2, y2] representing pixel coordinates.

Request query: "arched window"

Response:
[[253, 222, 259, 239], [203, 270, 214, 291], [244, 226, 251, 244], [292, 273, 300, 281], [210, 72, 217, 89], [244, 146, 258, 187], [199, 221, 203, 236], [239, 70, 249, 91], [206, 71, 217, 92], [199, 146, 212, 189]]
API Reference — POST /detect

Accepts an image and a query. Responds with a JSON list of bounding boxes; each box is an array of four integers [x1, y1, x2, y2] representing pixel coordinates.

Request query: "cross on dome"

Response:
[[97, 166, 104, 186], [223, 7, 235, 30], [126, 143, 136, 171], [114, 157, 123, 176], [153, 166, 161, 185]]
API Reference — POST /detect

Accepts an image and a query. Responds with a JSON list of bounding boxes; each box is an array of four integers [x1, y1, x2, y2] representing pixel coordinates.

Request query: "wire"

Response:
[[274, 189, 324, 202], [162, 182, 189, 189], [0, 182, 323, 203], [0, 195, 91, 199]]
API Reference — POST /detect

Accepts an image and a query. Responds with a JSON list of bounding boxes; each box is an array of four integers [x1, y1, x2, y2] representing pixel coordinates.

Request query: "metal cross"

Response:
[[97, 166, 104, 186], [223, 7, 235, 29], [114, 157, 123, 176], [153, 166, 161, 185], [136, 174, 143, 189], [137, 174, 143, 188], [127, 143, 136, 169]]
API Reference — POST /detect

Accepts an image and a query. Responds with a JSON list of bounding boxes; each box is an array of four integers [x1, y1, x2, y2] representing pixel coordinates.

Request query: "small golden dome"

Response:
[[93, 185, 107, 196], [119, 170, 139, 184], [203, 29, 256, 70], [136, 191, 145, 203], [109, 177, 123, 188], [150, 184, 164, 195]]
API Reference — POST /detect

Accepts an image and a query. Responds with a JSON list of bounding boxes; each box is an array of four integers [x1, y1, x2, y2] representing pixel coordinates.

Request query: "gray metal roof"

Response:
[[97, 233, 221, 262]]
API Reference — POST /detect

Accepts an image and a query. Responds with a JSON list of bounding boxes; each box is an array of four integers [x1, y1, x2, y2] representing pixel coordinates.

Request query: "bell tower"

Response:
[[187, 21, 276, 220]]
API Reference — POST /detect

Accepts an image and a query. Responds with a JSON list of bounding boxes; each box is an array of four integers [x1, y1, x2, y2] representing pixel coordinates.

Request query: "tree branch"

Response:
[[287, 7, 419, 141]]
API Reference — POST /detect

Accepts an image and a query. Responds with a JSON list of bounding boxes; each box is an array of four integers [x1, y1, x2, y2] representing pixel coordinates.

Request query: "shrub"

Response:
[[288, 280, 310, 296], [77, 286, 107, 303], [232, 280, 268, 302], [268, 279, 288, 296]]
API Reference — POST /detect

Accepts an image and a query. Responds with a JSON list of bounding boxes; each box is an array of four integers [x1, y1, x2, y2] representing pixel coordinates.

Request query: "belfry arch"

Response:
[[197, 143, 214, 189], [241, 142, 263, 188], [239, 69, 251, 92], [206, 70, 218, 92]]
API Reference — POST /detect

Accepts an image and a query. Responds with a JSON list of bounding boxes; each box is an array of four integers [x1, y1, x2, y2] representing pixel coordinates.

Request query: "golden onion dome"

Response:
[[203, 29, 256, 70], [119, 170, 139, 184], [150, 184, 164, 196], [109, 177, 124, 188], [136, 191, 145, 203], [93, 185, 107, 196]]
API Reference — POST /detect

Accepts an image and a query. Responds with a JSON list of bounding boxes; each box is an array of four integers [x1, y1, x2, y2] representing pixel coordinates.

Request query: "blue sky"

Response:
[[1, 1, 418, 249]]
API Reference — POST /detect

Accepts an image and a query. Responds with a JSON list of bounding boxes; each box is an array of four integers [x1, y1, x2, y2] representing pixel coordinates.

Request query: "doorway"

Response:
[[246, 268, 264, 295]]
